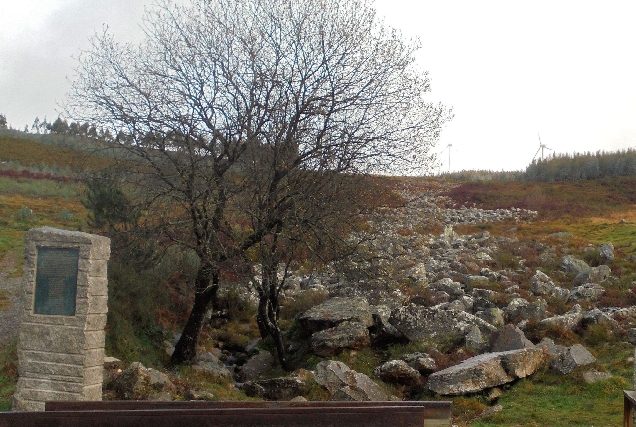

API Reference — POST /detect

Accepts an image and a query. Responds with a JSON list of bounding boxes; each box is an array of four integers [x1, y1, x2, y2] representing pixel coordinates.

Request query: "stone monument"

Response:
[[12, 227, 110, 411]]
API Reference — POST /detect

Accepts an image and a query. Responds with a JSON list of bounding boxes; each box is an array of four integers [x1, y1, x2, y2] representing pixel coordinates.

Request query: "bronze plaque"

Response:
[[34, 247, 80, 315]]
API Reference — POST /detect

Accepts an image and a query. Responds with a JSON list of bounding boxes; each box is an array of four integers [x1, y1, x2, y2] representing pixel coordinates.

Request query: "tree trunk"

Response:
[[170, 265, 218, 365], [256, 264, 289, 370]]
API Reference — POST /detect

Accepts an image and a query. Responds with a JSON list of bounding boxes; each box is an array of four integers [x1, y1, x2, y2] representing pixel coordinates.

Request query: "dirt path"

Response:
[[0, 253, 22, 342]]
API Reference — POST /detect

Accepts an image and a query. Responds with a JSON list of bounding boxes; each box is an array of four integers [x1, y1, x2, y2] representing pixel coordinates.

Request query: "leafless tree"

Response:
[[67, 0, 451, 365]]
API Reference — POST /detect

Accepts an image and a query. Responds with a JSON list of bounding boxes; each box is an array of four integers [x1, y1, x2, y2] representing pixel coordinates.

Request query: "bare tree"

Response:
[[67, 0, 450, 365]]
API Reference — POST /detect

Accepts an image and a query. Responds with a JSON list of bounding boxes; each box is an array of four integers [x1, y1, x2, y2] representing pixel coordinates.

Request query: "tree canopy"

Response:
[[68, 0, 450, 365]]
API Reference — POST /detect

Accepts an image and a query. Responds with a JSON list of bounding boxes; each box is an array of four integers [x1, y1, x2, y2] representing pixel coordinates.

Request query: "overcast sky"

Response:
[[2, 1, 636, 172]]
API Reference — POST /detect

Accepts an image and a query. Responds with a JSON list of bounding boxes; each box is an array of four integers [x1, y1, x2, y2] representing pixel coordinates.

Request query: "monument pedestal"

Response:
[[12, 227, 110, 411]]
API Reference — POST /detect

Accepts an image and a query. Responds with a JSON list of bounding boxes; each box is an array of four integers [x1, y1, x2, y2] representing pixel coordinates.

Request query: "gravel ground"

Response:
[[0, 254, 22, 343]]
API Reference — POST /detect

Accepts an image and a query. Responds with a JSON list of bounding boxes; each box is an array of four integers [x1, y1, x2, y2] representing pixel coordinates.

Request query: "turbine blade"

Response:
[[533, 147, 541, 160]]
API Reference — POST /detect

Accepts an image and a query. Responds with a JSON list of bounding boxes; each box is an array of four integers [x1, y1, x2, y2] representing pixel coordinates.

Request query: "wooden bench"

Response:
[[0, 400, 452, 427], [625, 390, 636, 427]]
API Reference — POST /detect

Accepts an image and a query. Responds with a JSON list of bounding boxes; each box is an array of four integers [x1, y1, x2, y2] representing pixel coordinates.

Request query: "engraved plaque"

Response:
[[34, 247, 79, 315]]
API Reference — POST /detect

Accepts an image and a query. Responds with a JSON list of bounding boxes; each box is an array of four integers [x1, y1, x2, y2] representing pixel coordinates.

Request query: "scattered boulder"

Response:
[[480, 404, 504, 418], [112, 362, 175, 400], [550, 344, 596, 374], [432, 278, 464, 298], [239, 377, 310, 401], [599, 243, 615, 263], [311, 321, 371, 356], [185, 388, 216, 401], [369, 313, 408, 346], [567, 283, 605, 303], [426, 348, 545, 395], [581, 308, 619, 330], [573, 265, 611, 286], [561, 256, 590, 276], [476, 308, 505, 329], [299, 297, 373, 333], [401, 353, 437, 374], [489, 324, 534, 352], [530, 270, 556, 296], [530, 271, 569, 300], [473, 297, 497, 312], [314, 360, 388, 401], [389, 305, 496, 345], [464, 325, 488, 351], [237, 350, 275, 382], [373, 360, 421, 385], [505, 298, 547, 322], [540, 304, 583, 330], [583, 370, 612, 384], [103, 356, 123, 388], [535, 338, 567, 357], [466, 275, 490, 288]]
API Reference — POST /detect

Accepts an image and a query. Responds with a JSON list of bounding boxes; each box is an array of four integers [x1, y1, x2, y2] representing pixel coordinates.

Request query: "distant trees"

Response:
[[0, 114, 7, 129], [68, 0, 450, 365], [525, 149, 636, 181]]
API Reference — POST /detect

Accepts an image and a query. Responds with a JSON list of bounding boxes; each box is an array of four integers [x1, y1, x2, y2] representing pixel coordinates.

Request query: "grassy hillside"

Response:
[[0, 133, 91, 409]]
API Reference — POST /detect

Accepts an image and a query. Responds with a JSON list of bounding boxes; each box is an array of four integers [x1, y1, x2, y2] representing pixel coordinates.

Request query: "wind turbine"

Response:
[[533, 134, 553, 161], [446, 144, 452, 172]]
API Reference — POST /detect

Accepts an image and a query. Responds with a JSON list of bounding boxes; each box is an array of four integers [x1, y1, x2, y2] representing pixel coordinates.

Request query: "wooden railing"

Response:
[[0, 400, 453, 427]]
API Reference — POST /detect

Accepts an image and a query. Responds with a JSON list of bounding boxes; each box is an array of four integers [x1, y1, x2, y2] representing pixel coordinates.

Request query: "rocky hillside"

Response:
[[102, 178, 636, 425]]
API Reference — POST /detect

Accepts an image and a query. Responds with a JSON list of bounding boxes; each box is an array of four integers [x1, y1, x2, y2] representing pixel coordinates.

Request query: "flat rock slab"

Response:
[[427, 348, 545, 396], [389, 305, 496, 345], [300, 297, 373, 333]]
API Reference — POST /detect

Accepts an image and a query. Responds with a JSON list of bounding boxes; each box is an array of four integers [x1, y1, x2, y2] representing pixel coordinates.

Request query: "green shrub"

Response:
[[279, 289, 328, 321], [493, 249, 520, 270], [15, 206, 34, 221], [583, 249, 601, 267]]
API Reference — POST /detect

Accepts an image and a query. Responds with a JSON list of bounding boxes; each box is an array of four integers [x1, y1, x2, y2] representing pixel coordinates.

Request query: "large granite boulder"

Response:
[[373, 360, 421, 385], [489, 324, 534, 352], [239, 377, 310, 400], [237, 350, 275, 382], [299, 297, 373, 333], [561, 256, 590, 276], [389, 304, 496, 345], [401, 353, 437, 374], [426, 348, 545, 395], [550, 344, 596, 374], [314, 360, 387, 401], [112, 362, 175, 400], [573, 265, 611, 286], [192, 351, 235, 383], [310, 321, 371, 356]]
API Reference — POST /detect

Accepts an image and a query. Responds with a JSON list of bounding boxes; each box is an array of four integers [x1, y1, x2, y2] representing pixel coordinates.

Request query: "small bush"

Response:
[[279, 289, 328, 321], [583, 249, 601, 267], [218, 286, 257, 323], [582, 324, 616, 347], [15, 206, 34, 221], [493, 249, 520, 270]]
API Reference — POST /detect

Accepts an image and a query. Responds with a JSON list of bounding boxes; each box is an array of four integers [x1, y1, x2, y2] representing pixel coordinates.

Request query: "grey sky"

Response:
[[2, 0, 636, 172]]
